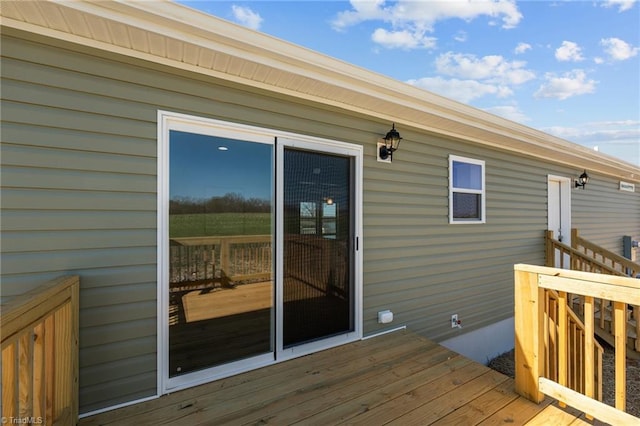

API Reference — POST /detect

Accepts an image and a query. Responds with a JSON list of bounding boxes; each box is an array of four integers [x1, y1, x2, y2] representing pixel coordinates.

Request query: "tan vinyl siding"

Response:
[[1, 33, 159, 413], [1, 32, 385, 413], [573, 175, 640, 254], [2, 29, 639, 414], [363, 136, 552, 341]]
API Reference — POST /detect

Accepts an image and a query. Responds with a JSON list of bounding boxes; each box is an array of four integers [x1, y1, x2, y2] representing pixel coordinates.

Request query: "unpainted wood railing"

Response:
[[169, 234, 348, 298], [515, 264, 640, 424], [546, 230, 640, 355], [170, 235, 272, 288], [542, 288, 604, 400], [572, 228, 639, 278], [1, 275, 80, 425]]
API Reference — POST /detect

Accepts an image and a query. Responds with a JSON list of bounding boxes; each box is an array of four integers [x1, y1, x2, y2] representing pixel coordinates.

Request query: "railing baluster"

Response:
[[18, 332, 32, 417], [584, 296, 595, 403], [33, 322, 45, 419], [44, 315, 55, 422], [558, 290, 568, 408], [613, 301, 627, 411], [635, 305, 640, 352], [544, 292, 550, 379], [2, 342, 18, 418]]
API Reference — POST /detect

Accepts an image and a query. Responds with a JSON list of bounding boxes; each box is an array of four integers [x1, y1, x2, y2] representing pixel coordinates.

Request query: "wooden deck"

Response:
[[80, 330, 594, 425]]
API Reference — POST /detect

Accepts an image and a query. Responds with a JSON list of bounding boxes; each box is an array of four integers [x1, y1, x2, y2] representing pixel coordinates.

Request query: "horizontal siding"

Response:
[[1, 229, 154, 253], [1, 34, 160, 412], [0, 32, 387, 413], [2, 30, 639, 414], [1, 210, 156, 231], [573, 175, 640, 254], [363, 135, 552, 341]]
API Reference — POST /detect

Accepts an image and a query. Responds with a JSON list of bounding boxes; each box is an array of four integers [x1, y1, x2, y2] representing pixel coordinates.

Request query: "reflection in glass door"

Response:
[[167, 130, 274, 378], [282, 148, 354, 348]]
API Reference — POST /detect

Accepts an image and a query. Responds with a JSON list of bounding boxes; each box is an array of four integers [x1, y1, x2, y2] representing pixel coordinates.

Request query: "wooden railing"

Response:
[[572, 229, 639, 278], [545, 230, 622, 274], [169, 234, 348, 298], [542, 288, 604, 400], [546, 230, 640, 355], [515, 264, 639, 424], [170, 235, 272, 288], [1, 276, 80, 425], [284, 236, 349, 298]]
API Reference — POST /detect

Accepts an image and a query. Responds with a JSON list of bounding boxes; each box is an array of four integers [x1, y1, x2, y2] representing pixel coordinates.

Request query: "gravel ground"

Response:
[[487, 343, 640, 418]]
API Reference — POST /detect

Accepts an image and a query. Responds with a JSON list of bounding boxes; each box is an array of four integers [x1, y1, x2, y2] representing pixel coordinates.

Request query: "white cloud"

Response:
[[406, 51, 534, 105], [331, 0, 389, 31], [454, 31, 467, 43], [514, 42, 532, 54], [534, 70, 597, 100], [371, 28, 437, 49], [601, 0, 637, 12], [435, 52, 535, 85], [555, 41, 585, 62], [231, 5, 263, 30], [544, 120, 640, 165], [545, 124, 640, 142], [484, 105, 531, 123], [600, 37, 639, 61], [407, 76, 512, 103], [332, 0, 522, 49]]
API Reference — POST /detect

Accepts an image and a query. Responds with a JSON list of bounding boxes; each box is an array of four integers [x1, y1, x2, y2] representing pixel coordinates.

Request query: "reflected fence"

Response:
[[170, 235, 272, 290], [169, 234, 348, 296]]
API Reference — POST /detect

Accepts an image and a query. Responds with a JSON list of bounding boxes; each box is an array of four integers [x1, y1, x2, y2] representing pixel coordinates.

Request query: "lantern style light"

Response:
[[575, 170, 590, 189], [379, 123, 402, 161]]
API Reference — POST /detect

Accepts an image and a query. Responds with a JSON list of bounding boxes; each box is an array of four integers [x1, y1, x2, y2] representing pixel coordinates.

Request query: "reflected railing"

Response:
[[170, 235, 272, 290]]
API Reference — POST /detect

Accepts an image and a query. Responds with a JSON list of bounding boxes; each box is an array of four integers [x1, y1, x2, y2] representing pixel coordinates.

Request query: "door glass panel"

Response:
[[168, 130, 273, 377], [283, 148, 353, 348]]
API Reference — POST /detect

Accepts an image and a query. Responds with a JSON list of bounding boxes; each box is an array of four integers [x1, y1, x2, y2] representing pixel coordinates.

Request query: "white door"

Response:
[[547, 175, 571, 267]]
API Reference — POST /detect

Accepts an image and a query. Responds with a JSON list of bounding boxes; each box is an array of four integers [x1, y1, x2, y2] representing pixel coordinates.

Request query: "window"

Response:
[[449, 155, 485, 223]]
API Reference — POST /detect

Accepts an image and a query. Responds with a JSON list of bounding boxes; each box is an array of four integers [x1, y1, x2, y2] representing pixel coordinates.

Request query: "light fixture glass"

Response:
[[379, 123, 402, 161], [575, 170, 589, 189]]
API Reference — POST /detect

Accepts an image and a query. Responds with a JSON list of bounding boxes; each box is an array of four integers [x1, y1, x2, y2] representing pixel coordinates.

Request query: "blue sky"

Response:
[[178, 0, 640, 166], [170, 131, 273, 199]]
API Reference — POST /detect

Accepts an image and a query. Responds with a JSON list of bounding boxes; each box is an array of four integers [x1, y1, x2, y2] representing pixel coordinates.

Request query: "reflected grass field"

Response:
[[170, 212, 271, 237]]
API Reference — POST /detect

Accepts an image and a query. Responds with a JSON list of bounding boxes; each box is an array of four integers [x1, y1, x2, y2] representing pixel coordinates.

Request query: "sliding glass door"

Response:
[[282, 148, 354, 348], [161, 113, 361, 391], [166, 129, 274, 384]]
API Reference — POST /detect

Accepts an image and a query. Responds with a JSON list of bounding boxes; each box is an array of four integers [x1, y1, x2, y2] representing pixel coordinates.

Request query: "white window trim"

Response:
[[449, 155, 486, 224]]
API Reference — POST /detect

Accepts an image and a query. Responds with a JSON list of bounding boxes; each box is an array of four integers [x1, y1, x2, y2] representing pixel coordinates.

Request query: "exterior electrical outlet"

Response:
[[451, 314, 461, 329], [378, 310, 393, 324]]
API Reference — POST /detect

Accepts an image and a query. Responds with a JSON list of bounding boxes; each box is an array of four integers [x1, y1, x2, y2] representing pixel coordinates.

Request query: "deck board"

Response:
[[80, 329, 585, 426]]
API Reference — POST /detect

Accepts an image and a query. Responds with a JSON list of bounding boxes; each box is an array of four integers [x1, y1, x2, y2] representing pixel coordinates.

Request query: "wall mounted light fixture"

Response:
[[378, 123, 402, 162], [575, 170, 590, 189]]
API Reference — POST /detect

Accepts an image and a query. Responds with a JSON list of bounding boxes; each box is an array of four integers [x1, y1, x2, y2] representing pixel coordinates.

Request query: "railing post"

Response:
[[514, 265, 545, 403], [545, 230, 554, 267], [220, 237, 230, 286]]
